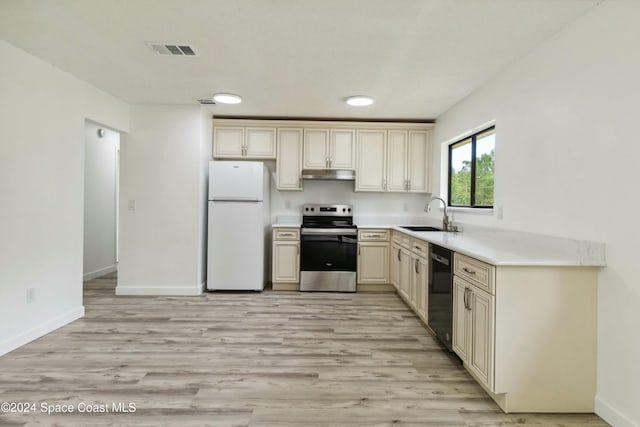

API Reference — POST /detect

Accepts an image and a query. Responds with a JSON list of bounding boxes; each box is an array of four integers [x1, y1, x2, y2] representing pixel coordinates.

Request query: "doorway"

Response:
[[83, 120, 120, 282]]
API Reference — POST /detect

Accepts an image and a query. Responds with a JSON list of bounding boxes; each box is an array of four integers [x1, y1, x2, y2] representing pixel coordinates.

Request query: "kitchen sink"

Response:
[[400, 226, 443, 232]]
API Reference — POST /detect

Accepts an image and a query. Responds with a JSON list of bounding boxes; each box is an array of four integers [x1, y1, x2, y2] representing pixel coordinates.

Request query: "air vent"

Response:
[[197, 99, 216, 105], [147, 42, 199, 56]]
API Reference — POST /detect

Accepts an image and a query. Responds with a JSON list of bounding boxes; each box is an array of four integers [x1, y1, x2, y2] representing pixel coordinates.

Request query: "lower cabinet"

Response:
[[357, 243, 390, 283], [391, 231, 428, 324], [451, 252, 598, 413], [357, 229, 391, 289], [452, 275, 495, 391], [272, 228, 300, 290]]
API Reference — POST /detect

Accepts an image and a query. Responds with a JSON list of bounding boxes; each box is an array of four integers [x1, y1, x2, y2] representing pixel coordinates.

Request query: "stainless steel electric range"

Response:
[[299, 204, 357, 292]]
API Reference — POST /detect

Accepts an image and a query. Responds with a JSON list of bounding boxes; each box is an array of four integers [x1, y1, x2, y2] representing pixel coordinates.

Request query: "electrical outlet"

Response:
[[26, 288, 35, 304], [128, 200, 136, 211]]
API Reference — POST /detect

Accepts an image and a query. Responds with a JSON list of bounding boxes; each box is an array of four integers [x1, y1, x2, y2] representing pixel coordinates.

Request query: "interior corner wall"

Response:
[[0, 41, 129, 356], [430, 2, 640, 426], [83, 121, 119, 280], [117, 104, 204, 295], [198, 110, 213, 289]]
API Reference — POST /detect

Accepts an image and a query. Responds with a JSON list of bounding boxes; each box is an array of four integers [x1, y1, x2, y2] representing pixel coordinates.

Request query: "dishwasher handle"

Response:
[[430, 252, 450, 266]]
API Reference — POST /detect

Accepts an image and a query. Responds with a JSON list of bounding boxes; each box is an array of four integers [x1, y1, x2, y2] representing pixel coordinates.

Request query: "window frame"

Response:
[[447, 126, 495, 209]]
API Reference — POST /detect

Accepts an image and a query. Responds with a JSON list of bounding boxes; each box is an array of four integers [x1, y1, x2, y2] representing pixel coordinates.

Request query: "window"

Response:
[[448, 127, 495, 208]]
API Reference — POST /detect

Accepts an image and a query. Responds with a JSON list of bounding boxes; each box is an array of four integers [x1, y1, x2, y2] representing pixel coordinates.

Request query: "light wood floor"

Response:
[[0, 273, 608, 426]]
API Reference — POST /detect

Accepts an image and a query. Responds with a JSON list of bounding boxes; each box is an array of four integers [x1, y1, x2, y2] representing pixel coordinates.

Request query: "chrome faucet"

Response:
[[425, 197, 454, 231]]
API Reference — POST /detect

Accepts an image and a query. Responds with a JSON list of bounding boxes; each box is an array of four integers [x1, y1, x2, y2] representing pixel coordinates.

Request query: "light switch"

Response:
[[496, 205, 503, 220]]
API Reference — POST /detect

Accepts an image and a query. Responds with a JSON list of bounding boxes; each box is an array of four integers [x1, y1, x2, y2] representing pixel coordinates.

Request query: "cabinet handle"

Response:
[[297, 244, 299, 254], [299, 177, 302, 187], [366, 234, 382, 238], [358, 245, 361, 255], [415, 258, 419, 274], [414, 245, 421, 250], [397, 248, 401, 261], [280, 233, 293, 237], [462, 267, 476, 275], [463, 287, 469, 310]]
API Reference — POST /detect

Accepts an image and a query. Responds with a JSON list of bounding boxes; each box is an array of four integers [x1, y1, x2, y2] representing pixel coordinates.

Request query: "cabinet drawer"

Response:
[[410, 238, 428, 259], [358, 229, 390, 241], [392, 232, 411, 248], [273, 228, 300, 241], [454, 253, 495, 295]]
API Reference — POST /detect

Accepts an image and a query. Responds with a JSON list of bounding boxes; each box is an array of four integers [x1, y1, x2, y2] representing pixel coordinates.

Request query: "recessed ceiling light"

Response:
[[346, 95, 374, 106], [213, 93, 242, 104]]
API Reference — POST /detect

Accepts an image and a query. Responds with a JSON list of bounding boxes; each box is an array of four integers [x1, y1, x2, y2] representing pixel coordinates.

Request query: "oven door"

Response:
[[299, 228, 357, 292], [300, 229, 357, 271]]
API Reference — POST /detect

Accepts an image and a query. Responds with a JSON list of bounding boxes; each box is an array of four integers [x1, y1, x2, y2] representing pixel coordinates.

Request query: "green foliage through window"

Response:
[[448, 128, 494, 208]]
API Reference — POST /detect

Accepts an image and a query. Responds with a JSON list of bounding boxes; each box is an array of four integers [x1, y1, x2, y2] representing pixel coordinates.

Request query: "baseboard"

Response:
[[272, 282, 299, 291], [596, 396, 639, 427], [115, 286, 203, 296], [83, 264, 117, 281], [356, 283, 395, 292], [0, 306, 85, 357]]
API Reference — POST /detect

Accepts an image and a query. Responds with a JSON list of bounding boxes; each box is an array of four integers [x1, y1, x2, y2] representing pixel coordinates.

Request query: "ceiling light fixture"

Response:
[[346, 95, 374, 106], [213, 93, 242, 104]]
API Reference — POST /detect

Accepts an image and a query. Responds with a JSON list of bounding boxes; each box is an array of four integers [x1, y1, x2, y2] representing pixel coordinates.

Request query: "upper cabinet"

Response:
[[212, 119, 432, 192], [276, 128, 303, 191], [303, 129, 355, 170], [386, 130, 430, 193], [213, 126, 276, 159], [356, 127, 432, 193], [355, 130, 386, 192]]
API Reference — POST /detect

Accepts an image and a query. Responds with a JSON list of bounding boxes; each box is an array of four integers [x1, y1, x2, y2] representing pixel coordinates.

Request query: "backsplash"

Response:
[[268, 176, 432, 224]]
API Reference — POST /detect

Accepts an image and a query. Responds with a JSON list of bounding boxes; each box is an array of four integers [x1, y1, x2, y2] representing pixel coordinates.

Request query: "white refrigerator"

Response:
[[207, 161, 270, 291]]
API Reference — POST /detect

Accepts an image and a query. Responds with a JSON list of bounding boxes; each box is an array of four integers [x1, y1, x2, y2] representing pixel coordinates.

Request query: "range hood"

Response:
[[301, 169, 355, 181]]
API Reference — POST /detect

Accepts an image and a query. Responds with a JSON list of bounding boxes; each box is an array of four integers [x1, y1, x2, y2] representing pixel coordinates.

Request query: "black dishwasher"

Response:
[[428, 244, 453, 351]]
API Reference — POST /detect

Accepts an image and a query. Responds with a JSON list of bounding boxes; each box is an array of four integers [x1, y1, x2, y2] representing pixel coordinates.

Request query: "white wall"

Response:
[[83, 121, 119, 280], [118, 104, 209, 295], [431, 2, 640, 425], [0, 41, 129, 356]]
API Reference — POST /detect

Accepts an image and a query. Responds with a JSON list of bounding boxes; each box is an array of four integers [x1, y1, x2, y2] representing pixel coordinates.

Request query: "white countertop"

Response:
[[390, 226, 606, 267], [272, 221, 606, 267]]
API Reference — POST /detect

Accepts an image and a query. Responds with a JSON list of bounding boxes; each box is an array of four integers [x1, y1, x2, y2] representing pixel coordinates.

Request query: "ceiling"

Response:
[[0, 0, 601, 120]]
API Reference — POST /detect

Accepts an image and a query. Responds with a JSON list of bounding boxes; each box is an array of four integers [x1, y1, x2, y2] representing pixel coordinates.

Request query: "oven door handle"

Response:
[[301, 228, 357, 235]]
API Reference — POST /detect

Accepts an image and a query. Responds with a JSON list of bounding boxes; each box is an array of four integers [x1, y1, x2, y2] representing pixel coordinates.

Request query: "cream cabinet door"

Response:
[[452, 277, 470, 362], [355, 130, 386, 192], [303, 129, 329, 169], [414, 256, 428, 319], [408, 130, 429, 193], [409, 256, 420, 309], [468, 286, 495, 391], [398, 247, 411, 300], [329, 129, 355, 169], [386, 130, 408, 192], [391, 244, 402, 290], [357, 242, 390, 284], [276, 128, 303, 190], [213, 127, 244, 157], [273, 241, 300, 283], [246, 128, 276, 158]]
